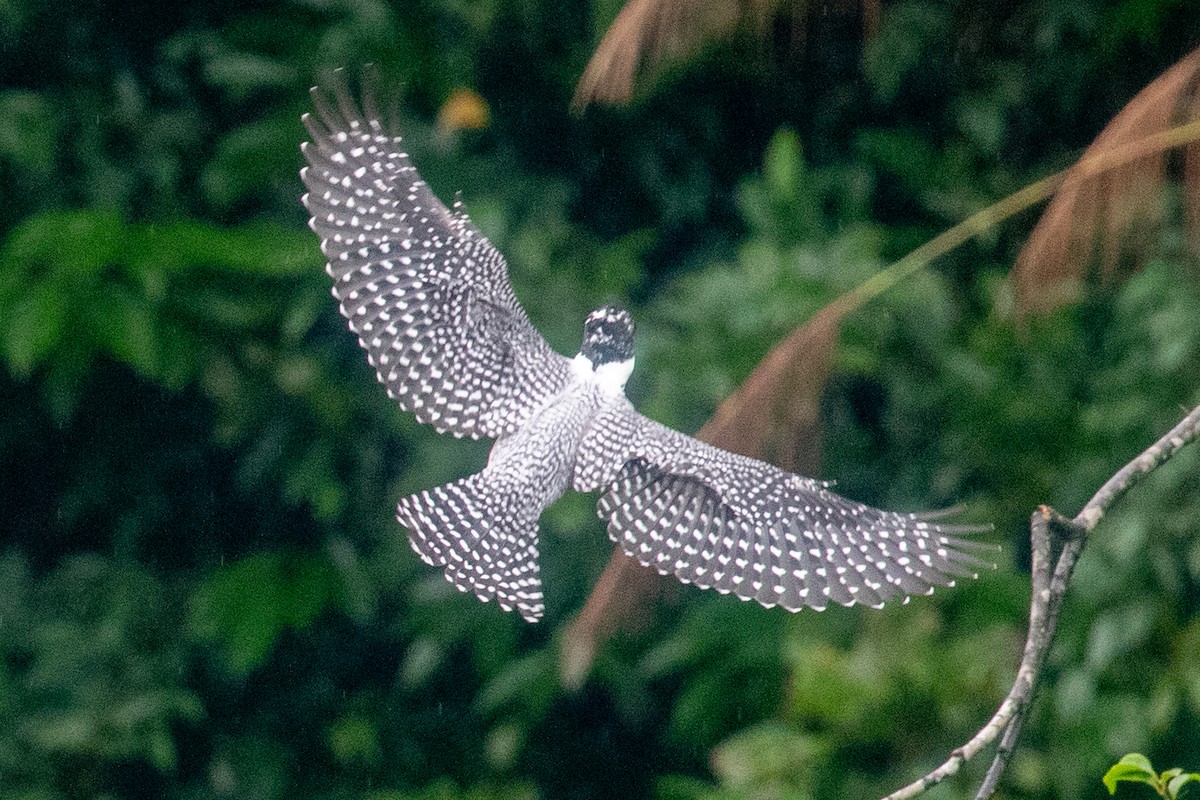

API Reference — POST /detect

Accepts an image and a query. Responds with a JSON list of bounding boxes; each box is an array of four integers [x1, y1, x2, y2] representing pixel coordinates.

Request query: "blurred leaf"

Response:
[[189, 550, 342, 675], [127, 220, 316, 276], [1086, 603, 1154, 672], [400, 636, 445, 690], [202, 50, 295, 97], [0, 90, 57, 175], [477, 650, 557, 718], [862, 1, 946, 102], [0, 554, 199, 776], [206, 736, 290, 800], [711, 722, 826, 797], [201, 115, 305, 210], [2, 277, 69, 376], [763, 128, 803, 203], [91, 283, 160, 377], [328, 714, 382, 765], [0, 210, 122, 284]]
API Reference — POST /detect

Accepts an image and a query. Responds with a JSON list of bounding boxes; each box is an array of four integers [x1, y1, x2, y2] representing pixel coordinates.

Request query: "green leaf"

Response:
[[189, 551, 342, 675], [0, 209, 123, 283], [711, 722, 825, 791], [477, 650, 556, 717], [1167, 773, 1200, 798], [0, 90, 58, 175], [328, 714, 381, 765], [1103, 753, 1158, 794], [763, 128, 804, 203], [202, 51, 295, 97], [90, 284, 160, 378], [126, 220, 316, 276], [200, 114, 300, 210], [2, 276, 69, 375]]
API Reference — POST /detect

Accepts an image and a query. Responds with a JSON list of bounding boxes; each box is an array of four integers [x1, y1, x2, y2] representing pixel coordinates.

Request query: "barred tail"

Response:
[[397, 472, 544, 622]]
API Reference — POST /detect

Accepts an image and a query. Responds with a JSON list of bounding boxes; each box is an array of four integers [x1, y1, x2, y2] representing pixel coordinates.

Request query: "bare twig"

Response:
[[882, 403, 1200, 800], [881, 509, 1055, 800], [972, 510, 1084, 800], [1074, 407, 1200, 531], [971, 508, 1054, 800]]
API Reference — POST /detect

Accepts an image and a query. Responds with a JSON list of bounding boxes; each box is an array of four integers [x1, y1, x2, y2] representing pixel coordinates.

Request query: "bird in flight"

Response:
[[300, 70, 992, 622]]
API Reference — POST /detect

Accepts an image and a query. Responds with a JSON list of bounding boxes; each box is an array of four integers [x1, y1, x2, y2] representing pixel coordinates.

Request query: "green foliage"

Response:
[[189, 549, 346, 675], [1, 1, 1199, 799], [0, 90, 57, 177], [0, 209, 318, 419], [0, 553, 202, 793], [640, 128, 881, 431], [1104, 753, 1200, 799]]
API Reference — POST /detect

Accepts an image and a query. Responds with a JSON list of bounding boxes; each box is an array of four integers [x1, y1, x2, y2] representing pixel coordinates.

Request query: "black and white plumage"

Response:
[[300, 71, 992, 622]]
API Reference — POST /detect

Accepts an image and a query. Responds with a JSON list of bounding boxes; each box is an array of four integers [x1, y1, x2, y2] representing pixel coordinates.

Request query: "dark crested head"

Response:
[[580, 304, 635, 366]]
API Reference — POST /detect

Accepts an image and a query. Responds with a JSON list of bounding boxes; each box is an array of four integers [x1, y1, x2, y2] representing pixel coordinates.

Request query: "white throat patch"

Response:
[[572, 352, 634, 396]]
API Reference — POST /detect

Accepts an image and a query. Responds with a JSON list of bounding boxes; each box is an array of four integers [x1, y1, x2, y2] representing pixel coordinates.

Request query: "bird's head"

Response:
[[576, 305, 636, 395], [580, 304, 635, 367]]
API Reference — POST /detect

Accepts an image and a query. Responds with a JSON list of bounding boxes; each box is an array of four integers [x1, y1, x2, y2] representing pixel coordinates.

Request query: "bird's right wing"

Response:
[[574, 398, 993, 611], [301, 70, 573, 439]]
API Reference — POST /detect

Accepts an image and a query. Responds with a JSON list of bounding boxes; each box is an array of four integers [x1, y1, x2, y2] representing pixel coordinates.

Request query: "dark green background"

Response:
[[2, 1, 1199, 798]]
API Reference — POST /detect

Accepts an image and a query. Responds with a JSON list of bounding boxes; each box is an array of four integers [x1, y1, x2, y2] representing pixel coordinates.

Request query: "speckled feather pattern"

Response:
[[575, 399, 992, 611], [300, 71, 992, 622], [398, 386, 604, 621], [300, 71, 572, 440], [398, 473, 545, 621]]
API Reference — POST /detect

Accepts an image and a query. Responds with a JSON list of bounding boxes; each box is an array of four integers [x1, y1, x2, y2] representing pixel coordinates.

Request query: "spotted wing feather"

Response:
[[300, 70, 572, 439], [575, 399, 993, 611]]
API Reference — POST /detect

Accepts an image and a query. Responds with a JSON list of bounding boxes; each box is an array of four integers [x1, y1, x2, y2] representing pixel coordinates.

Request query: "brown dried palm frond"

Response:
[[1013, 45, 1200, 314], [572, 0, 880, 111]]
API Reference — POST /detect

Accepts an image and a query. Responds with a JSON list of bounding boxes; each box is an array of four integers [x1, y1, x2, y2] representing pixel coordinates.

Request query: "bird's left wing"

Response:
[[574, 398, 993, 611], [301, 70, 573, 439]]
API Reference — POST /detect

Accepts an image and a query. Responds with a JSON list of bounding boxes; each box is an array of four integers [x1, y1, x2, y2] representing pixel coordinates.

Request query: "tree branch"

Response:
[[881, 403, 1200, 800]]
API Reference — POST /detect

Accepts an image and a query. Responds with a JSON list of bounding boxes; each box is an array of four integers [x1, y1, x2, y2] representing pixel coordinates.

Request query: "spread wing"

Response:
[[574, 399, 993, 611], [300, 70, 573, 439]]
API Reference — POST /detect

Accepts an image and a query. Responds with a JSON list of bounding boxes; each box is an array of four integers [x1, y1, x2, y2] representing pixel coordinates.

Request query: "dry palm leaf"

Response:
[[693, 301, 839, 473], [572, 0, 880, 111], [1013, 45, 1200, 314]]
